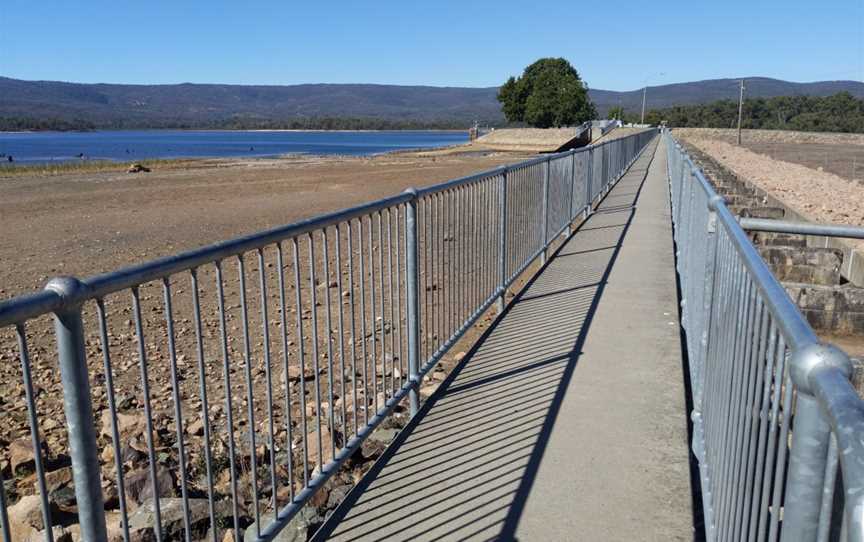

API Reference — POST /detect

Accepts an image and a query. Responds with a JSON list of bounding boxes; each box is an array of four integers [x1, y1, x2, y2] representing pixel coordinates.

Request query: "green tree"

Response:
[[497, 58, 596, 128]]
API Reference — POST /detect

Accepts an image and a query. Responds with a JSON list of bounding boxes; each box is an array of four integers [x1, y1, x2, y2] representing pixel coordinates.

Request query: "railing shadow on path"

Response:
[[312, 149, 655, 542]]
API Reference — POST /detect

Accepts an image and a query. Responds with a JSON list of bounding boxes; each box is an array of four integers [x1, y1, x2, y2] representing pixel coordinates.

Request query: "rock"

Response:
[[360, 427, 399, 459], [18, 465, 72, 498], [100, 410, 149, 442], [308, 485, 330, 508], [419, 383, 438, 399], [243, 505, 320, 542], [124, 466, 176, 506], [25, 525, 72, 542], [286, 365, 316, 383], [326, 484, 351, 510], [46, 467, 73, 493], [7, 494, 59, 538], [9, 438, 41, 475], [127, 163, 151, 173], [187, 417, 205, 436], [52, 485, 78, 513], [307, 427, 334, 465], [127, 498, 227, 541]]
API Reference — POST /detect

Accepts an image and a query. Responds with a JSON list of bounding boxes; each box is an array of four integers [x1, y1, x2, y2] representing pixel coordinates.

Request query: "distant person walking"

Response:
[[7, 155, 12, 163]]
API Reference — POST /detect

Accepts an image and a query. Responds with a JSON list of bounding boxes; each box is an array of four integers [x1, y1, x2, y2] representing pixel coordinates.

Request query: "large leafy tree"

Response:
[[497, 58, 596, 128]]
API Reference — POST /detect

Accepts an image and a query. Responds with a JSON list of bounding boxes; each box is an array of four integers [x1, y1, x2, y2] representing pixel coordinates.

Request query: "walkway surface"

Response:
[[317, 138, 695, 541]]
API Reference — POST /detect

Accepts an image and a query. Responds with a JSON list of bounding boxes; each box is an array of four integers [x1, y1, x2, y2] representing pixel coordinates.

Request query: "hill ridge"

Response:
[[1, 75, 862, 128]]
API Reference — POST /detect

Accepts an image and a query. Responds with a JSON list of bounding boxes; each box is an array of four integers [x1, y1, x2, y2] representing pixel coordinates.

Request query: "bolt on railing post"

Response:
[[46, 277, 109, 542], [782, 343, 851, 542], [541, 158, 550, 265], [497, 168, 508, 313], [403, 190, 421, 417]]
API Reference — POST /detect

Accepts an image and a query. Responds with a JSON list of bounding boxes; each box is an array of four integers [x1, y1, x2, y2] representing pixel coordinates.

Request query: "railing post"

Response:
[[541, 158, 550, 265], [568, 150, 576, 234], [585, 146, 593, 218], [46, 277, 108, 542], [782, 343, 851, 542], [403, 190, 421, 417], [497, 168, 508, 313]]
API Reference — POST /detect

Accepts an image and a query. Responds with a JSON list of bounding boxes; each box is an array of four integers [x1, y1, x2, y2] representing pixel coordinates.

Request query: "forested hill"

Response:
[[637, 92, 864, 133], [1, 75, 863, 130]]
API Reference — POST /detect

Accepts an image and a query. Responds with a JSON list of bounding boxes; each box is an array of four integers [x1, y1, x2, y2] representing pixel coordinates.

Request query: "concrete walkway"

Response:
[[317, 138, 695, 541]]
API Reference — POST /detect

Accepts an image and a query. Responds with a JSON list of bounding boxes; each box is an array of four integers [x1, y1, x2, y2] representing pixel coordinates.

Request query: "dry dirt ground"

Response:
[[0, 147, 557, 540], [675, 128, 864, 362], [675, 127, 864, 185], [674, 129, 864, 246], [0, 149, 532, 297]]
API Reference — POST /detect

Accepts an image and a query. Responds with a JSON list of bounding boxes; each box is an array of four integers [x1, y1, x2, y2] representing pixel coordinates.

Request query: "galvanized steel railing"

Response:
[[666, 130, 864, 542], [0, 128, 656, 541]]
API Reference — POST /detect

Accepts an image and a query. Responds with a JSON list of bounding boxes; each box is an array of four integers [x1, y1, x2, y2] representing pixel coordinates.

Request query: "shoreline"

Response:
[[0, 127, 470, 134], [0, 142, 483, 177]]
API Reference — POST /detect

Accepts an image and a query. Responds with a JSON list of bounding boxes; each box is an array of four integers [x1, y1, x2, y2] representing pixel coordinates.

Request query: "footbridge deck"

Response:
[[317, 138, 696, 541]]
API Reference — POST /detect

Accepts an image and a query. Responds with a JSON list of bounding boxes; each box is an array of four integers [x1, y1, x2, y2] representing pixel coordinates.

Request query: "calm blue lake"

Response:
[[0, 130, 469, 164]]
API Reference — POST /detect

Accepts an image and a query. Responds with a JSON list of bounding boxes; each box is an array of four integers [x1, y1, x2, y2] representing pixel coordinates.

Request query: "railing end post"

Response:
[[46, 276, 108, 542], [404, 193, 421, 418]]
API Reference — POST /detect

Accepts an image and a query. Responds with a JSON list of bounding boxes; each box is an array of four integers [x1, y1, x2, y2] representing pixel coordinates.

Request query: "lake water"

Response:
[[0, 130, 469, 164]]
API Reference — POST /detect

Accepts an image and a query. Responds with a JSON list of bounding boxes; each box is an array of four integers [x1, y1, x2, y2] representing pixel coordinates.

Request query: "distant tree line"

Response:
[[0, 116, 96, 131], [0, 115, 477, 132], [206, 116, 472, 130], [615, 92, 864, 133]]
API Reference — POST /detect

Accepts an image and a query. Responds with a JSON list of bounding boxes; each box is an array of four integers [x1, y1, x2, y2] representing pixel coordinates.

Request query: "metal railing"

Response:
[[0, 128, 656, 541], [666, 129, 864, 542]]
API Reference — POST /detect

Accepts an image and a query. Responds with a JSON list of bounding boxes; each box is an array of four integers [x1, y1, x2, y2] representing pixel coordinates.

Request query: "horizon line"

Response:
[[2, 74, 862, 94]]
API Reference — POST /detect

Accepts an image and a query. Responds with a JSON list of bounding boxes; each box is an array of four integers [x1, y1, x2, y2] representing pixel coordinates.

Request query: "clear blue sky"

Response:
[[2, 0, 862, 91]]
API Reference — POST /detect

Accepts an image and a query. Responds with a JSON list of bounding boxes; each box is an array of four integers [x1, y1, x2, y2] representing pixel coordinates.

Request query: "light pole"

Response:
[[736, 79, 746, 145], [640, 72, 666, 125], [641, 87, 647, 124]]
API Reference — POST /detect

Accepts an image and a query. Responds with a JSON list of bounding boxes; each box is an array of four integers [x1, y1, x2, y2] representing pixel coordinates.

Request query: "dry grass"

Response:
[[0, 157, 215, 178]]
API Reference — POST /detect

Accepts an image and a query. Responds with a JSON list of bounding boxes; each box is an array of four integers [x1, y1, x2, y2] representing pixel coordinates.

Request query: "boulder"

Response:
[[127, 498, 229, 541], [360, 428, 399, 459], [9, 438, 42, 475], [7, 494, 59, 538], [326, 483, 351, 510], [124, 466, 176, 506], [100, 411, 147, 442], [242, 506, 320, 542]]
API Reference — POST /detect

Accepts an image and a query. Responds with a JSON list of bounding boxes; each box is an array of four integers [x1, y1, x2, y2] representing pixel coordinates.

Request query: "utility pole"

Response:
[[737, 79, 745, 145], [641, 86, 647, 124]]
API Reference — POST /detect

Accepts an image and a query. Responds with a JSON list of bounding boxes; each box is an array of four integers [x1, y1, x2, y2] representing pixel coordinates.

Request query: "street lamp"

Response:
[[641, 72, 666, 124]]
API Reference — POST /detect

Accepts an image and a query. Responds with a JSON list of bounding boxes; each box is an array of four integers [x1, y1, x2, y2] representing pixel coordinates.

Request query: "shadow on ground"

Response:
[[313, 153, 665, 541]]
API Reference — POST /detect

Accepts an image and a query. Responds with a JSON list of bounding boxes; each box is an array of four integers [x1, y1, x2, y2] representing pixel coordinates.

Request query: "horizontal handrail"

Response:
[[739, 217, 864, 240]]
